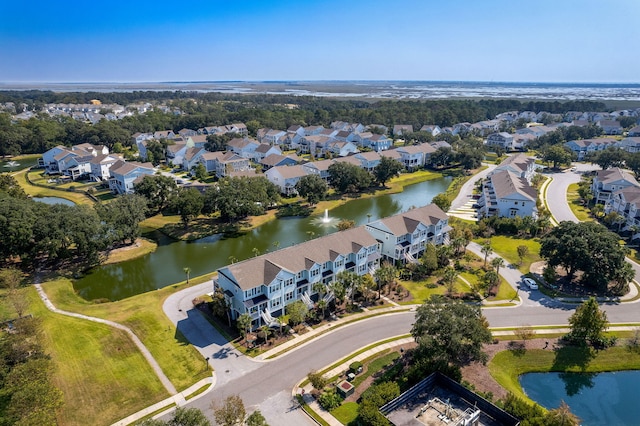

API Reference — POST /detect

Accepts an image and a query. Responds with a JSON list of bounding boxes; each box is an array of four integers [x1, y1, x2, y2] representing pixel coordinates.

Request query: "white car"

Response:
[[523, 278, 538, 290]]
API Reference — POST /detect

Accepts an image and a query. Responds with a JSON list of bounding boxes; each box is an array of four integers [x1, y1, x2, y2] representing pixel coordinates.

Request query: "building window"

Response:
[[285, 291, 294, 302]]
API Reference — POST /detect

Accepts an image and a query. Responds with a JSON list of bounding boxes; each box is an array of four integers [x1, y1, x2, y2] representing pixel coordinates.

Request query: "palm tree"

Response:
[[491, 257, 505, 277], [237, 313, 252, 342], [313, 282, 326, 299], [481, 241, 493, 268], [374, 262, 397, 298], [316, 299, 328, 319], [183, 267, 191, 284], [328, 280, 346, 306], [259, 324, 271, 346]]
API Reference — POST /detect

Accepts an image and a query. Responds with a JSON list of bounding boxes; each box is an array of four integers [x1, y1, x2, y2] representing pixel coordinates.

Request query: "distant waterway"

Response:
[[73, 176, 451, 301], [520, 371, 640, 425]]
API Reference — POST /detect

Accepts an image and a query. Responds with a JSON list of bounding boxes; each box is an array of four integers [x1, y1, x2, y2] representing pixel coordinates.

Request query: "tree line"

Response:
[[0, 91, 608, 156]]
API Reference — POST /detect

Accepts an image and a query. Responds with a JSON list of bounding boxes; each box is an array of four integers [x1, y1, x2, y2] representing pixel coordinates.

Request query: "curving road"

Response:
[[152, 162, 640, 425]]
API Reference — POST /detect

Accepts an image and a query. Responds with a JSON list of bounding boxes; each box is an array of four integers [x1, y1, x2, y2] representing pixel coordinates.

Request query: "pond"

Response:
[[520, 370, 640, 425], [0, 157, 38, 172], [73, 176, 452, 301], [32, 196, 76, 206]]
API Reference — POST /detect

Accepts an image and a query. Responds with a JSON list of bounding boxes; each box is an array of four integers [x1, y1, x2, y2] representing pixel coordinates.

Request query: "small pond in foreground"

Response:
[[520, 371, 640, 425]]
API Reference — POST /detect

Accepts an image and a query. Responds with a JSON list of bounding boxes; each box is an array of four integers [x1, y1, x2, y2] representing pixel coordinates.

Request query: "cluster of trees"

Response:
[[584, 147, 640, 179], [540, 221, 634, 293], [0, 269, 64, 425], [0, 175, 148, 267], [134, 174, 281, 225]]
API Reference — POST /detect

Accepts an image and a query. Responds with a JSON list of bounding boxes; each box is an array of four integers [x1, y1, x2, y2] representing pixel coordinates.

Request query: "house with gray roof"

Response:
[[494, 153, 536, 182], [591, 167, 640, 204], [605, 186, 640, 239], [264, 164, 309, 195], [477, 170, 538, 219], [108, 160, 155, 194], [486, 132, 514, 151], [564, 138, 618, 160]]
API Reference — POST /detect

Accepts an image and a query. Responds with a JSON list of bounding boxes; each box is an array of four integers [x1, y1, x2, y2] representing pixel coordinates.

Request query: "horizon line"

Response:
[[1, 79, 640, 86]]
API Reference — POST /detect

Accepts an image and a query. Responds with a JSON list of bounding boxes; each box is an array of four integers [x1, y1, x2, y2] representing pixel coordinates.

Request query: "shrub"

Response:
[[308, 370, 328, 391], [318, 388, 343, 411], [349, 361, 363, 374]]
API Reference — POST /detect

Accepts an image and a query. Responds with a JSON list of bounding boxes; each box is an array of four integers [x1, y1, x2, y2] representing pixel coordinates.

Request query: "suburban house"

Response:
[[617, 137, 640, 153], [253, 143, 282, 162], [361, 134, 392, 151], [166, 142, 191, 167], [477, 170, 538, 219], [153, 130, 176, 140], [182, 147, 207, 172], [227, 138, 260, 159], [395, 144, 436, 171], [605, 186, 640, 240], [419, 125, 442, 136], [40, 143, 109, 179], [262, 129, 287, 145], [365, 204, 450, 264], [264, 164, 309, 195], [354, 151, 382, 172], [215, 152, 253, 178], [564, 138, 618, 161], [214, 204, 449, 328], [629, 125, 640, 137], [325, 141, 359, 157], [596, 120, 623, 135], [260, 153, 300, 170], [301, 159, 334, 181], [493, 153, 536, 182], [108, 160, 155, 194], [486, 132, 514, 151], [178, 128, 198, 138], [89, 154, 123, 181], [393, 125, 413, 137], [591, 167, 640, 204]]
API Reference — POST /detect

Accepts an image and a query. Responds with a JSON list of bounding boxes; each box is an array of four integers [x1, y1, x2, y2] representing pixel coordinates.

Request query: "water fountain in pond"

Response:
[[3, 161, 19, 168], [313, 209, 339, 227]]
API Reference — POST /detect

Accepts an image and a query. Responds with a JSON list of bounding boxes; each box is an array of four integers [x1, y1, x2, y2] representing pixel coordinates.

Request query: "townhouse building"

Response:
[[591, 168, 640, 204], [215, 204, 449, 328]]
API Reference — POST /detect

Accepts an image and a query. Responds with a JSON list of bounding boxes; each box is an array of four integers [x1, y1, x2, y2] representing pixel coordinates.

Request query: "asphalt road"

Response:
[[157, 162, 640, 425]]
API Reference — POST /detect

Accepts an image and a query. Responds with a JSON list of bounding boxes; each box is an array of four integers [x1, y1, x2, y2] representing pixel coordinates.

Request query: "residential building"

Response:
[[591, 167, 640, 204], [108, 161, 155, 194], [618, 137, 640, 153], [227, 138, 260, 159], [89, 154, 123, 181], [361, 134, 392, 152], [264, 164, 309, 195], [494, 153, 536, 182], [564, 138, 618, 160], [182, 147, 207, 172], [302, 159, 334, 181], [597, 119, 623, 135], [214, 204, 448, 327], [605, 186, 640, 239], [477, 170, 538, 219], [486, 132, 514, 151], [325, 141, 359, 157], [393, 125, 413, 136], [253, 143, 282, 162], [419, 125, 442, 136], [260, 153, 300, 170], [629, 125, 640, 137], [365, 204, 450, 264], [353, 151, 382, 172], [395, 144, 436, 171]]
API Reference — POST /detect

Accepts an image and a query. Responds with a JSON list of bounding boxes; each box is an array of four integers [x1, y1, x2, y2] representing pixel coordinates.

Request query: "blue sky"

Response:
[[1, 0, 638, 83]]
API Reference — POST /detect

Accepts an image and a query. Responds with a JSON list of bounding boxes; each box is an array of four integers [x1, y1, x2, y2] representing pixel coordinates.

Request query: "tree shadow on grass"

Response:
[[507, 341, 526, 357], [551, 343, 595, 372]]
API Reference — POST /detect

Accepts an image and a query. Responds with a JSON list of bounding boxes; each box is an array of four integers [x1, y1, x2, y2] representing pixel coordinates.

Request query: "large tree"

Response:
[[134, 174, 178, 213], [327, 161, 372, 193], [411, 296, 492, 371], [295, 174, 328, 205], [567, 297, 608, 346], [540, 221, 630, 291], [171, 188, 204, 228], [585, 147, 625, 170], [542, 145, 573, 169], [373, 156, 404, 186], [212, 395, 245, 426], [95, 194, 148, 245]]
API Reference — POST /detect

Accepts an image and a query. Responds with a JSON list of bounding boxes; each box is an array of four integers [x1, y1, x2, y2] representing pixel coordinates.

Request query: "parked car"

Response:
[[523, 277, 538, 290]]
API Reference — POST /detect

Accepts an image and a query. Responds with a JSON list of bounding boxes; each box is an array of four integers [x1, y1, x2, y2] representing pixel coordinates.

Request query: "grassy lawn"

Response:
[[16, 169, 95, 205], [567, 183, 593, 222], [101, 237, 158, 265], [22, 287, 169, 426], [42, 278, 211, 392], [331, 402, 359, 425], [484, 235, 542, 273], [489, 345, 640, 403]]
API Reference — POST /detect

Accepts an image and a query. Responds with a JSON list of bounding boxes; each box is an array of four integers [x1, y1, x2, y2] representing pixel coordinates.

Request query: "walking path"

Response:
[[34, 284, 178, 396], [447, 163, 496, 221]]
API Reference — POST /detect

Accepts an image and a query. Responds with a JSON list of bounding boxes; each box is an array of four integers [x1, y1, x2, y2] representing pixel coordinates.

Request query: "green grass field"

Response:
[[42, 278, 211, 392], [484, 236, 542, 273], [22, 287, 169, 426]]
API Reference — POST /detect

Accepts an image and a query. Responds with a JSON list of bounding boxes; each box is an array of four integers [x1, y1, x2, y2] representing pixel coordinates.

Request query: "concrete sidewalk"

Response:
[[256, 300, 412, 361]]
